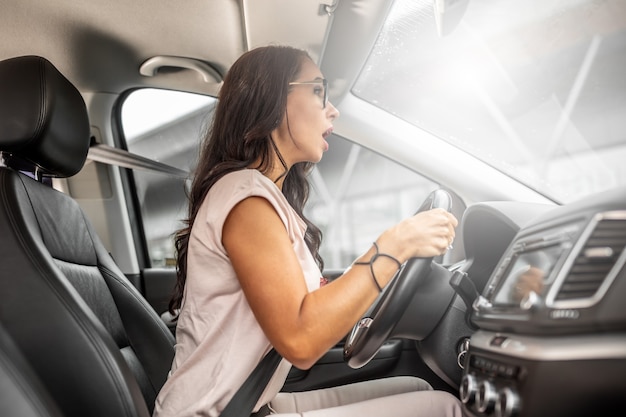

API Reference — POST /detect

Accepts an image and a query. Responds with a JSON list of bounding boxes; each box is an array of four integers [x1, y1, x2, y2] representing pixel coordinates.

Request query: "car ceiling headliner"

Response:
[[0, 0, 333, 95]]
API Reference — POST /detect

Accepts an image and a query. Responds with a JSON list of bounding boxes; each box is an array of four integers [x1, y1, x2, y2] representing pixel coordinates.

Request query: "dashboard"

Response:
[[458, 187, 626, 417]]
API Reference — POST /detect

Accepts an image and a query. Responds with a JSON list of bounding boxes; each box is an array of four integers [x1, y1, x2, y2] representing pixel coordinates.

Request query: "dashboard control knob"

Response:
[[495, 387, 521, 417], [459, 374, 477, 405], [477, 380, 497, 414]]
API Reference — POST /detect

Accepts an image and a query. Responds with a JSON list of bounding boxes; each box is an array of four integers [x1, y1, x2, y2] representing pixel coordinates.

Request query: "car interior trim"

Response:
[[470, 330, 626, 361]]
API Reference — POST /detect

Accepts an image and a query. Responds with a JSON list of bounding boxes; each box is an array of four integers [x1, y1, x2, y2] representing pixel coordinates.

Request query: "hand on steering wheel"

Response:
[[343, 189, 453, 369]]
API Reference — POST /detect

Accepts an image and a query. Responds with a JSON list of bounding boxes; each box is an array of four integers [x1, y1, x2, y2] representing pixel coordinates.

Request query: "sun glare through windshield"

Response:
[[355, 0, 626, 203]]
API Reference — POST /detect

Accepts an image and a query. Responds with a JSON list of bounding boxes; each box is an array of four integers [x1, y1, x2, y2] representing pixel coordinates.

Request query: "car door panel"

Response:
[[283, 339, 403, 392]]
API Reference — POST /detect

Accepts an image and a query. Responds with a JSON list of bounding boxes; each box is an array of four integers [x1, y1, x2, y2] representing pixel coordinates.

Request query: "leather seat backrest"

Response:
[[0, 324, 63, 417], [0, 55, 175, 417]]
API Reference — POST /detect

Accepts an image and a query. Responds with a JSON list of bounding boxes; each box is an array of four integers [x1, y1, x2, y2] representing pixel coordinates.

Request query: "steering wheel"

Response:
[[343, 189, 453, 369]]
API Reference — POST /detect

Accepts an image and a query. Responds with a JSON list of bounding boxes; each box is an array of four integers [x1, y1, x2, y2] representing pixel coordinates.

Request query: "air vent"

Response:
[[555, 216, 626, 302]]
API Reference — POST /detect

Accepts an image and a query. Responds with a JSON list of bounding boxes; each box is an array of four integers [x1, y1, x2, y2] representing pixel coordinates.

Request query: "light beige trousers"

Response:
[[268, 376, 464, 417]]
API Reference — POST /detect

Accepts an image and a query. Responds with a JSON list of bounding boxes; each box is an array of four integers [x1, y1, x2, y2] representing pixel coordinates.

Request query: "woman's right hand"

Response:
[[377, 208, 458, 263]]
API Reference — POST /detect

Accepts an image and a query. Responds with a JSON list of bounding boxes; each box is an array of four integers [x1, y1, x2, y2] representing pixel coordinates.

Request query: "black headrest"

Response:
[[0, 55, 90, 178]]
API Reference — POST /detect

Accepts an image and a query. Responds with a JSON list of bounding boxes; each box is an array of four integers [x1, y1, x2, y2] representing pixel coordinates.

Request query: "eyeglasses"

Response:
[[288, 78, 328, 108]]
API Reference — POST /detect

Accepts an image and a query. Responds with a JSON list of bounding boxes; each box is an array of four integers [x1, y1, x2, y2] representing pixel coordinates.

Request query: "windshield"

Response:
[[354, 0, 626, 203]]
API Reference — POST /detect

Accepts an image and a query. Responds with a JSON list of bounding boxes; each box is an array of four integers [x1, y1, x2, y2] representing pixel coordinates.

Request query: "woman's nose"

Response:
[[327, 101, 340, 120]]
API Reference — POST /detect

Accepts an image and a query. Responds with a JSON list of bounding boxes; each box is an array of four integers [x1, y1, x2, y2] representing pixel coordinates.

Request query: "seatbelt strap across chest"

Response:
[[220, 348, 282, 417]]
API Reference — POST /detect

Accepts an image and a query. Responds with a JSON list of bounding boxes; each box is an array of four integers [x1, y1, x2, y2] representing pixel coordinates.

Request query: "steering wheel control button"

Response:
[[477, 380, 498, 414], [459, 374, 477, 405], [495, 387, 521, 417]]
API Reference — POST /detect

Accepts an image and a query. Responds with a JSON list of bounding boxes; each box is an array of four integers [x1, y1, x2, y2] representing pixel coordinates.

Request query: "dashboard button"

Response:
[[490, 335, 508, 346]]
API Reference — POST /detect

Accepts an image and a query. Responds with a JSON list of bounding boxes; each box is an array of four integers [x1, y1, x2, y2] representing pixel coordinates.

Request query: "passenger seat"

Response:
[[0, 55, 175, 417]]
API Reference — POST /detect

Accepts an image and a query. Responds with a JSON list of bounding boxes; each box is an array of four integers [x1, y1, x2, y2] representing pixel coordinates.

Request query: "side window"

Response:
[[121, 89, 216, 267], [120, 89, 439, 270], [306, 136, 438, 270]]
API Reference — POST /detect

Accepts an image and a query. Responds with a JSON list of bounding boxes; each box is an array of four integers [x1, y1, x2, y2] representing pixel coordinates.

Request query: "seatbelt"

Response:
[[87, 143, 189, 178], [220, 348, 282, 417]]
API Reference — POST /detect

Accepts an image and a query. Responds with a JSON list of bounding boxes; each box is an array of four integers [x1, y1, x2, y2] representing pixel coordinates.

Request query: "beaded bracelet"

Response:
[[354, 242, 402, 292]]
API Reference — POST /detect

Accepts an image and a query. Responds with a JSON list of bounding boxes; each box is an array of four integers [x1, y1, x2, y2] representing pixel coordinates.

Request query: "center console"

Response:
[[459, 195, 626, 417]]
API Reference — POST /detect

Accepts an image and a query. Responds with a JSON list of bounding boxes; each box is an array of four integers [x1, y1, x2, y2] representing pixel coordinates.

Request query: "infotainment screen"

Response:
[[491, 244, 566, 307]]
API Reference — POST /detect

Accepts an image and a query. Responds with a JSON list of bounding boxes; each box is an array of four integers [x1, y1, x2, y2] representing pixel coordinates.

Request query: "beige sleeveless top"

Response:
[[153, 169, 321, 417]]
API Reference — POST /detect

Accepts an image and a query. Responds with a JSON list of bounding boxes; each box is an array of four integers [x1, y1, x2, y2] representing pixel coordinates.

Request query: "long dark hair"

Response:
[[169, 45, 324, 314]]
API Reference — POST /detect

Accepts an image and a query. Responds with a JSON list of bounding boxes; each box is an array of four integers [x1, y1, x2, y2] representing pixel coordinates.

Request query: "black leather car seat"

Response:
[[0, 55, 175, 417], [0, 323, 63, 417]]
